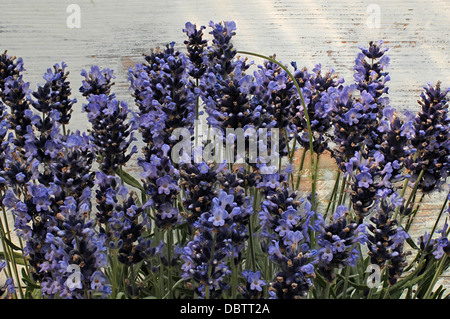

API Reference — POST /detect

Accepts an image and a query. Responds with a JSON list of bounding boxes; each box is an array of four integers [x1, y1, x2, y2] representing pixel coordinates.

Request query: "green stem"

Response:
[[0, 195, 24, 298], [167, 228, 174, 299], [295, 148, 307, 190], [416, 196, 449, 270], [324, 171, 341, 220], [0, 224, 20, 298], [263, 247, 269, 298], [367, 287, 375, 299], [341, 265, 351, 299], [195, 78, 200, 148], [337, 174, 348, 207], [311, 154, 320, 210], [205, 232, 217, 299], [394, 178, 409, 219], [231, 261, 238, 299], [423, 254, 448, 299], [324, 281, 331, 299], [396, 169, 424, 221], [404, 193, 425, 232]]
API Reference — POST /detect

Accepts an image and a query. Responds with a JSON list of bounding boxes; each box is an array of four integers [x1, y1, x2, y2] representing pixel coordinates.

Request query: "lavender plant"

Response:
[[0, 21, 450, 301]]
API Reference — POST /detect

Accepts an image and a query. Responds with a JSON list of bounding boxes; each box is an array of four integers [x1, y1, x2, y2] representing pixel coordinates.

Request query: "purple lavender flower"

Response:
[[291, 63, 344, 154], [179, 161, 218, 225], [366, 196, 410, 285], [181, 229, 232, 298], [0, 50, 24, 98], [433, 223, 450, 259], [356, 171, 373, 188], [404, 82, 450, 193], [2, 75, 32, 148], [32, 62, 76, 126], [156, 175, 176, 195], [239, 270, 266, 298], [316, 205, 367, 282], [0, 270, 15, 298], [183, 22, 208, 80], [80, 65, 115, 97], [81, 68, 137, 174]]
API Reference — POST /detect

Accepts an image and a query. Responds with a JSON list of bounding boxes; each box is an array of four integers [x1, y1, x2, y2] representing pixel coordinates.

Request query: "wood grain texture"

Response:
[[0, 0, 449, 291]]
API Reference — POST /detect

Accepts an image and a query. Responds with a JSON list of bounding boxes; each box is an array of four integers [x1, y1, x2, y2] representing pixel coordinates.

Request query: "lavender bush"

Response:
[[0, 22, 449, 300]]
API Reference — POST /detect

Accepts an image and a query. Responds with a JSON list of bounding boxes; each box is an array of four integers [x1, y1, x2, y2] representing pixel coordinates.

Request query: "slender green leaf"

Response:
[[313, 272, 328, 288], [0, 251, 26, 265], [406, 237, 418, 250], [21, 268, 41, 290], [2, 236, 23, 251], [116, 167, 145, 192]]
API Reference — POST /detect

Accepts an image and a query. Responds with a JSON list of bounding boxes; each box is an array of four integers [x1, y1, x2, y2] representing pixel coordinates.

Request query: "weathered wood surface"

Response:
[[1, 0, 449, 291]]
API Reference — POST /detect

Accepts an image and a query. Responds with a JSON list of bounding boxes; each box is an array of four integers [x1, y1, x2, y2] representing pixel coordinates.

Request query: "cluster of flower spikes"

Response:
[[181, 22, 261, 272], [51, 135, 107, 297], [93, 162, 151, 279], [403, 82, 450, 194], [316, 205, 367, 282], [129, 41, 195, 139], [256, 165, 316, 299], [3, 130, 110, 298], [181, 186, 254, 298], [39, 190, 109, 298], [343, 116, 410, 219], [0, 51, 30, 194], [185, 21, 274, 184], [290, 62, 344, 154], [0, 54, 111, 298], [0, 59, 53, 283], [94, 168, 155, 296], [366, 194, 410, 286], [80, 66, 137, 174]]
